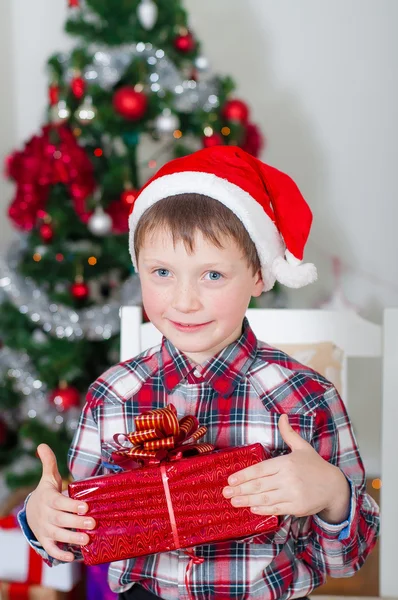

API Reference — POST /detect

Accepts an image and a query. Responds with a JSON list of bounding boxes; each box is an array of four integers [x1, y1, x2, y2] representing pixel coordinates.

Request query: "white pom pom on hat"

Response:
[[128, 145, 317, 292]]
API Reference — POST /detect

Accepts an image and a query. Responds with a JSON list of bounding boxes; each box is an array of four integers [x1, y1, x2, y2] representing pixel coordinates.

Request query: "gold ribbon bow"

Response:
[[112, 404, 214, 467]]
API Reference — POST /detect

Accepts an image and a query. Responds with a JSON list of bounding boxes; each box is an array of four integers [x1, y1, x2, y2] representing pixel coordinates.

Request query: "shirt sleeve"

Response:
[[17, 389, 103, 566], [300, 384, 380, 578]]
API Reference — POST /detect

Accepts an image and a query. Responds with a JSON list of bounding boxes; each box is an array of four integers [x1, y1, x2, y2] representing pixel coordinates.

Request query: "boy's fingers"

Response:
[[50, 491, 89, 515], [47, 526, 90, 547], [50, 509, 96, 531], [278, 414, 309, 451], [37, 444, 62, 488], [227, 456, 282, 486], [230, 488, 286, 509], [223, 474, 279, 499], [43, 540, 75, 563]]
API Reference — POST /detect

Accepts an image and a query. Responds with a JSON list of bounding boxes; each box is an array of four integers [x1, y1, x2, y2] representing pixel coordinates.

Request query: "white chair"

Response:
[[120, 305, 398, 599]]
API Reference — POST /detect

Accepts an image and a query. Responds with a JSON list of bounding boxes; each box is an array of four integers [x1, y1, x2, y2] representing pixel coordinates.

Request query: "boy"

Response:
[[19, 146, 379, 600]]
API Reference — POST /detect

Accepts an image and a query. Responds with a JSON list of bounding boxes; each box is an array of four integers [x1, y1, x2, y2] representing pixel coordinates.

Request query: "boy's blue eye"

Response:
[[206, 271, 222, 281], [155, 269, 170, 277]]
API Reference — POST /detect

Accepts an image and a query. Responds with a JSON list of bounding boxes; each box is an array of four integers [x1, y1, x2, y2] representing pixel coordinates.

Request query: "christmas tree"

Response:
[[0, 0, 265, 491]]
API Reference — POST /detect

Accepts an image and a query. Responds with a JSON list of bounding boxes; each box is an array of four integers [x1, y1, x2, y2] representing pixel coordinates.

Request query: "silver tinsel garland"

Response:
[[61, 43, 219, 113], [0, 240, 141, 342], [0, 239, 141, 435], [0, 347, 51, 425]]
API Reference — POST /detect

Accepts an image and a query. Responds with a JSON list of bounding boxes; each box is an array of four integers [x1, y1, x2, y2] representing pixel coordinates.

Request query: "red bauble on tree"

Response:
[[241, 123, 265, 158], [0, 416, 8, 446], [48, 85, 59, 106], [68, 0, 80, 7], [106, 199, 131, 234], [222, 99, 250, 124], [203, 133, 224, 148], [121, 188, 139, 208], [39, 222, 54, 243], [50, 383, 80, 412], [71, 76, 85, 100], [174, 31, 196, 53], [112, 86, 148, 121], [71, 277, 90, 300]]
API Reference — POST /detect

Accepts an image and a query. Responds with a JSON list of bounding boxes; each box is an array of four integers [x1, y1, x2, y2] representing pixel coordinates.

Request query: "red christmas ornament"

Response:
[[112, 86, 148, 121], [68, 0, 80, 7], [106, 199, 131, 234], [240, 122, 265, 158], [39, 222, 54, 243], [71, 278, 90, 300], [48, 85, 59, 106], [203, 133, 224, 148], [71, 76, 85, 100], [222, 99, 250, 124], [121, 188, 139, 208], [0, 416, 7, 445], [174, 31, 196, 53], [50, 384, 80, 411]]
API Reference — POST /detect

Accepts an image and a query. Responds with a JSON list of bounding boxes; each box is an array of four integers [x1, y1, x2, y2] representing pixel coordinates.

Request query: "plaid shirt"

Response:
[[20, 319, 379, 599]]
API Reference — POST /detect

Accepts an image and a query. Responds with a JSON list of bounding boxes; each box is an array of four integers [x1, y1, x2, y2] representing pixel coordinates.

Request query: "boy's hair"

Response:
[[134, 193, 261, 274]]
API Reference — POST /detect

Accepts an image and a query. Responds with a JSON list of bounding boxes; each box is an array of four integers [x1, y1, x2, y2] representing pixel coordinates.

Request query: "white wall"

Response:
[[1, 0, 397, 318], [0, 1, 17, 252], [0, 0, 396, 473], [185, 0, 398, 319]]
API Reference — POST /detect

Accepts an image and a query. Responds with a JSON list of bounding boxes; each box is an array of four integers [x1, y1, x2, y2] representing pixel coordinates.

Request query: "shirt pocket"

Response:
[[272, 412, 315, 456], [245, 411, 315, 458]]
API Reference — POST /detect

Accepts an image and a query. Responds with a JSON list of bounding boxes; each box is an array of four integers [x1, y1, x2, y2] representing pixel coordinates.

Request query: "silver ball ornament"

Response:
[[154, 109, 180, 134], [88, 208, 113, 236]]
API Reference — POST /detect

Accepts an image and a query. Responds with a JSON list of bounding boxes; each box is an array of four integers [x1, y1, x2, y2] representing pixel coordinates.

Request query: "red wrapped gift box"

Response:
[[69, 442, 279, 566]]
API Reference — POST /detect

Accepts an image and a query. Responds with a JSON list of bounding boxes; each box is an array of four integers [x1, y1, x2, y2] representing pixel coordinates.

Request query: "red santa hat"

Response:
[[128, 146, 317, 291]]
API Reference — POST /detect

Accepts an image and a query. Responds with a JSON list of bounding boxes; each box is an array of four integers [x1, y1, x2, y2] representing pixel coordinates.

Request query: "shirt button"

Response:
[[193, 369, 201, 378]]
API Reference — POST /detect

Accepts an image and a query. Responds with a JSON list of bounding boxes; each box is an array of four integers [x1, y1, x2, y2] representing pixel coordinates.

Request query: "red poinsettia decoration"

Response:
[[6, 125, 96, 230]]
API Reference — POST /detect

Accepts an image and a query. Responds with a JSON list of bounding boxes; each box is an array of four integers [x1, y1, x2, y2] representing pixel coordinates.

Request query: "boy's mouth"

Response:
[[169, 320, 212, 332]]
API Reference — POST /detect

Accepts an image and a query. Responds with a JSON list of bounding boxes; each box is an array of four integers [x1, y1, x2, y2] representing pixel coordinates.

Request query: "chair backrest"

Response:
[[120, 306, 381, 400], [120, 306, 382, 359], [119, 304, 397, 598]]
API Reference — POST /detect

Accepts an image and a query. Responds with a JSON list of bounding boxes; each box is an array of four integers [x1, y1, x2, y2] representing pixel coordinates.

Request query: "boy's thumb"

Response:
[[37, 444, 62, 488], [278, 414, 308, 451]]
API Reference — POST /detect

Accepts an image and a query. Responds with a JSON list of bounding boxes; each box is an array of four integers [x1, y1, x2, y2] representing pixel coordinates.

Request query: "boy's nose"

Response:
[[171, 284, 201, 313]]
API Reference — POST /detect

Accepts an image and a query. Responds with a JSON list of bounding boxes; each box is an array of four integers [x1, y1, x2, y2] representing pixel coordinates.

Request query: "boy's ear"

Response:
[[251, 270, 264, 297]]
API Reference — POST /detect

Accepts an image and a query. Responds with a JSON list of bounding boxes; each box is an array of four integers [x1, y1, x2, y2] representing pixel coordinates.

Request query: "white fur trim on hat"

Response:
[[129, 171, 316, 291], [272, 253, 317, 289]]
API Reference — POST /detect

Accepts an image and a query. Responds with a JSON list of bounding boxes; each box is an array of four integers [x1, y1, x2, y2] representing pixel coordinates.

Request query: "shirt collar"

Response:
[[160, 318, 258, 398]]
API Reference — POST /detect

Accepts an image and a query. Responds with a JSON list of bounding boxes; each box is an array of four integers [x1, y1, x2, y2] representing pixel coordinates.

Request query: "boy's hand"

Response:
[[25, 444, 96, 562], [223, 414, 351, 523]]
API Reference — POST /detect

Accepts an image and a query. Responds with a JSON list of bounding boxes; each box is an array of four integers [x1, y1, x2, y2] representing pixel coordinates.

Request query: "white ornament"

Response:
[[154, 109, 180, 134], [55, 282, 67, 293], [50, 100, 71, 124], [137, 0, 158, 30], [32, 329, 47, 345], [194, 55, 209, 72], [88, 207, 112, 236], [34, 245, 48, 256], [75, 96, 96, 124]]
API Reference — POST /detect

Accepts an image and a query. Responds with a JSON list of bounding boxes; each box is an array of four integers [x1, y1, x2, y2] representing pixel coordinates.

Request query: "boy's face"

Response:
[[137, 228, 263, 364]]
